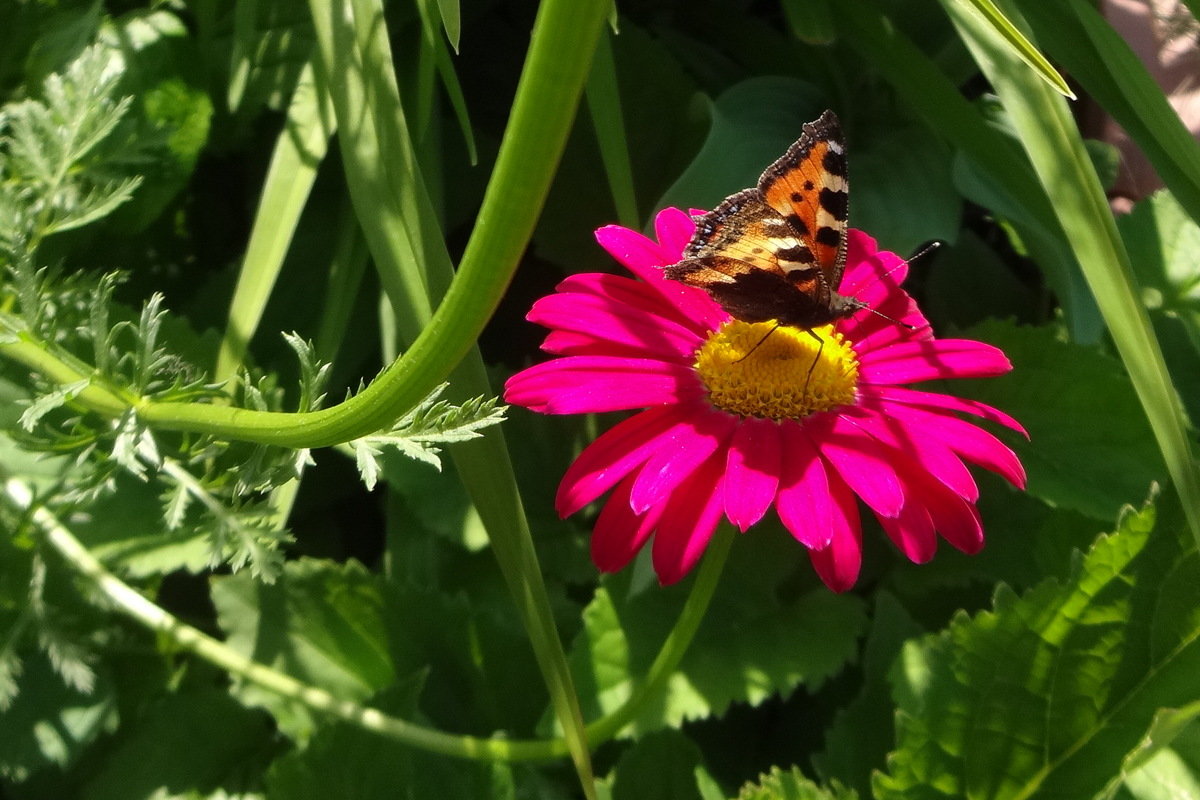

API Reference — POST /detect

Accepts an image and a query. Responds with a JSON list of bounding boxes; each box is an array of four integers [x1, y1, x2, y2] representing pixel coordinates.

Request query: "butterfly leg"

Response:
[[734, 322, 782, 364], [803, 328, 825, 395]]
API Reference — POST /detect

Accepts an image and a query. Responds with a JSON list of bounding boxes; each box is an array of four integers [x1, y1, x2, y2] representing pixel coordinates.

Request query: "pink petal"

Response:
[[890, 450, 985, 556], [923, 483, 984, 554], [504, 356, 703, 414], [630, 408, 736, 514], [654, 207, 697, 257], [724, 417, 783, 532], [651, 452, 727, 584], [593, 222, 725, 329], [591, 473, 662, 572], [839, 406, 978, 502], [806, 471, 862, 592], [878, 496, 937, 563], [553, 273, 709, 335], [594, 224, 676, 279], [859, 340, 1013, 384], [775, 422, 834, 549], [887, 404, 1026, 489], [529, 291, 702, 360], [842, 230, 904, 287], [865, 386, 1027, 435], [841, 293, 932, 351], [811, 413, 905, 519], [840, 233, 908, 306], [554, 405, 687, 517]]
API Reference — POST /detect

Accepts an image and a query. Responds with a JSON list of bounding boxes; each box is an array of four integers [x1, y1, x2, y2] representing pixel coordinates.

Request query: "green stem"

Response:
[[5, 476, 730, 762], [586, 525, 734, 741], [0, 0, 611, 452]]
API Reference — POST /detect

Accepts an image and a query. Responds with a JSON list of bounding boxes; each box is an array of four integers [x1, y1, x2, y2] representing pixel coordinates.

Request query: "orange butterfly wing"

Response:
[[663, 110, 859, 330]]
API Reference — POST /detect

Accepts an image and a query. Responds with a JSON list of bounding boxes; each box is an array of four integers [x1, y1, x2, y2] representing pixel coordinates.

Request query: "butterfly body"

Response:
[[664, 110, 863, 330]]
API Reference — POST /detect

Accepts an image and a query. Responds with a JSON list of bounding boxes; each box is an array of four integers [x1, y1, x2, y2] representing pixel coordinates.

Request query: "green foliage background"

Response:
[[1, 0, 1199, 798]]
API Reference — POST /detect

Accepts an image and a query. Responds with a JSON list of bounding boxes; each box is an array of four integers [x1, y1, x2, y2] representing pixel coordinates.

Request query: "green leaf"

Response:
[[586, 29, 638, 227], [923, 230, 1037, 328], [434, 0, 461, 52], [381, 581, 543, 735], [17, 378, 90, 431], [816, 594, 922, 797], [561, 533, 867, 736], [1113, 705, 1200, 798], [656, 76, 826, 215], [959, 0, 1073, 98], [0, 650, 117, 781], [1119, 190, 1200, 344], [265, 678, 516, 800], [22, 0, 101, 87], [781, 0, 836, 45], [224, 0, 315, 115], [79, 688, 273, 800], [1016, 0, 1200, 227], [609, 730, 704, 800], [954, 320, 1165, 521], [98, 10, 214, 233], [210, 558, 395, 741], [735, 766, 859, 800], [71, 474, 211, 578], [852, 120, 960, 256], [874, 495, 1200, 798]]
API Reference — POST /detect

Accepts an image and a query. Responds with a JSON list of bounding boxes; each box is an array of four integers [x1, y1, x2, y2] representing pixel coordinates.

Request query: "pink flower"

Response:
[[504, 208, 1026, 591]]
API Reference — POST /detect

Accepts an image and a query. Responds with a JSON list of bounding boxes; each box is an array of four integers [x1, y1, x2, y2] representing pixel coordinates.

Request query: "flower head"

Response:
[[505, 208, 1026, 591]]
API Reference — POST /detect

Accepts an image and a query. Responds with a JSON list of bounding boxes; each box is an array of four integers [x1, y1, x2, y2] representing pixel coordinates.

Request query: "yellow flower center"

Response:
[[694, 320, 860, 419]]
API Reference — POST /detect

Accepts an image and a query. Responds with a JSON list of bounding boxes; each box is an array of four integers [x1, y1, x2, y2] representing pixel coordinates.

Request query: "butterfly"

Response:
[[663, 110, 866, 332]]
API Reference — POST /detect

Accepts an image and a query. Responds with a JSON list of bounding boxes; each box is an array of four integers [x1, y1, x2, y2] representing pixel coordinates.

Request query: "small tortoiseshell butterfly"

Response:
[[664, 110, 865, 330]]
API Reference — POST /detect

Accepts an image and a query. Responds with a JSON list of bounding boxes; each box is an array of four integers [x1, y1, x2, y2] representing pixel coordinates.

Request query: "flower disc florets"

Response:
[[695, 321, 858, 419]]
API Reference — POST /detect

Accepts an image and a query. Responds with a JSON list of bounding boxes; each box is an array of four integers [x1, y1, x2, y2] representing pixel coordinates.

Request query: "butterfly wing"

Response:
[[663, 110, 857, 329], [757, 110, 849, 289], [666, 191, 835, 326]]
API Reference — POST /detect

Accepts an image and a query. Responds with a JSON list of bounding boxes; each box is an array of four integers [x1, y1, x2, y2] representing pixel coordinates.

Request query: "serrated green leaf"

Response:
[[735, 766, 858, 800], [80, 688, 273, 800], [954, 320, 1165, 520], [382, 581, 544, 737], [1119, 190, 1200, 351], [609, 730, 704, 800], [353, 438, 382, 490], [17, 378, 89, 431], [561, 548, 867, 736], [874, 495, 1200, 798], [265, 677, 516, 800], [211, 558, 394, 741], [0, 650, 117, 781], [73, 474, 210, 578], [816, 593, 922, 797]]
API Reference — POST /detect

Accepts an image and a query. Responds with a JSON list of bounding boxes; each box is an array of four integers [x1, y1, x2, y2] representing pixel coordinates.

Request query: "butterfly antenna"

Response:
[[803, 329, 825, 396], [850, 241, 941, 331], [734, 322, 781, 363], [861, 304, 918, 330]]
